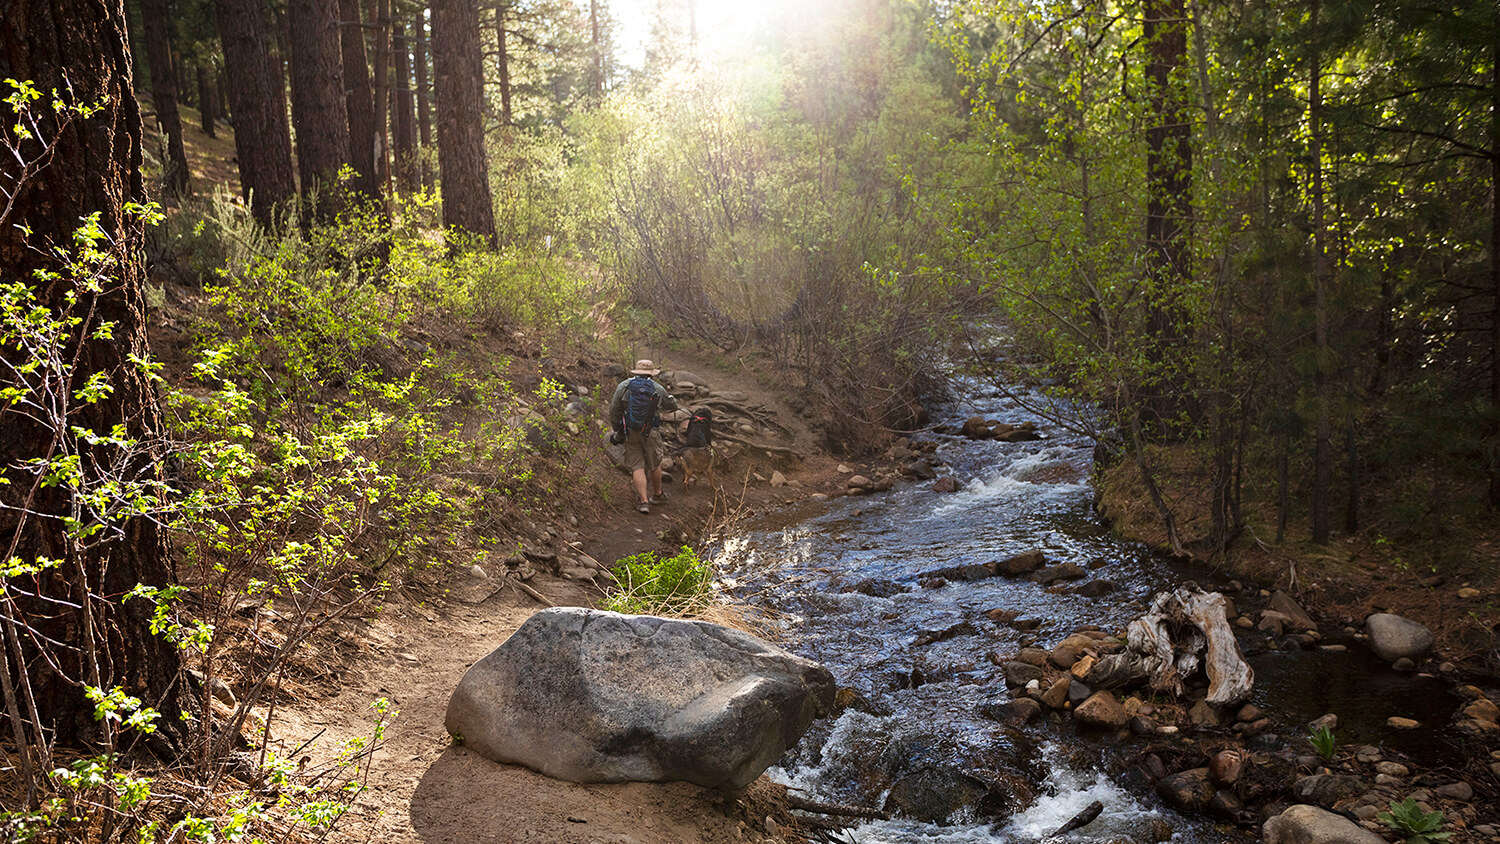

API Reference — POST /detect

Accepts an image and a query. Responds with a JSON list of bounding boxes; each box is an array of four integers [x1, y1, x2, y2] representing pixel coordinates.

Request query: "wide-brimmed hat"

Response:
[[630, 359, 660, 376]]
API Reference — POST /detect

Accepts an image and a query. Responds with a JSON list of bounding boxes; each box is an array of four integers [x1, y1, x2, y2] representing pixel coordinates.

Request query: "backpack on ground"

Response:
[[621, 376, 661, 434], [684, 407, 713, 448]]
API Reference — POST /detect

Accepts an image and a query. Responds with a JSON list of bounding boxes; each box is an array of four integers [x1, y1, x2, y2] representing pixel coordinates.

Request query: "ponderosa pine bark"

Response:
[[139, 0, 190, 196], [495, 3, 513, 125], [288, 0, 350, 215], [431, 0, 495, 243], [0, 0, 185, 752], [370, 0, 392, 198], [414, 13, 433, 188], [215, 0, 295, 227], [339, 0, 378, 203], [393, 22, 417, 190], [195, 62, 217, 138]]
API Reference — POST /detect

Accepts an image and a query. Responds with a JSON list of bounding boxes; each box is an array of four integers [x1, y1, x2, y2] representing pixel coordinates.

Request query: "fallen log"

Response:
[[1048, 799, 1103, 836], [786, 794, 890, 821]]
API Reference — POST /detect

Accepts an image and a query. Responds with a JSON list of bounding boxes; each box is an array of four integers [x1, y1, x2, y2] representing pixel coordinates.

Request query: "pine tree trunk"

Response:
[[139, 0, 191, 196], [393, 22, 417, 190], [339, 0, 378, 203], [1489, 32, 1500, 508], [1309, 0, 1332, 545], [215, 0, 296, 227], [431, 0, 496, 243], [495, 3, 512, 126], [370, 0, 392, 200], [414, 14, 433, 188], [288, 0, 350, 216], [196, 63, 217, 138], [0, 0, 185, 753], [1142, 0, 1192, 428]]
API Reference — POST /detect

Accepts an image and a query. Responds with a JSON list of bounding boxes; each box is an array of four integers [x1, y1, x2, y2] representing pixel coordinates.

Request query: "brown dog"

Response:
[[679, 446, 714, 487]]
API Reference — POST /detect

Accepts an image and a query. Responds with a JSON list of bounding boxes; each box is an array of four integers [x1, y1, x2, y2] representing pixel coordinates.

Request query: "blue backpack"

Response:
[[621, 376, 661, 434]]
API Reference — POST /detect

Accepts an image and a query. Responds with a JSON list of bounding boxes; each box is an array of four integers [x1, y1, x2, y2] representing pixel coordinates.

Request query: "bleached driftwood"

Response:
[[1087, 585, 1253, 706]]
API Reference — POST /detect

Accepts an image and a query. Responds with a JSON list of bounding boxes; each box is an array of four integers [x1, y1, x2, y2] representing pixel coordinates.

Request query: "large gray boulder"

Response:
[[445, 607, 836, 789], [1365, 613, 1434, 662], [1263, 804, 1387, 844]]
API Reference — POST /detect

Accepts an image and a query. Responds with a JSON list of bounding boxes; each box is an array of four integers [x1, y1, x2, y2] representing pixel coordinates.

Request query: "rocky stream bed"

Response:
[[711, 380, 1500, 843]]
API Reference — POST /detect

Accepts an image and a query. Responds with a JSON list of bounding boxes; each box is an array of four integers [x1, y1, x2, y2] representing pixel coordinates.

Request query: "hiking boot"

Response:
[[649, 490, 669, 504], [637, 502, 650, 514]]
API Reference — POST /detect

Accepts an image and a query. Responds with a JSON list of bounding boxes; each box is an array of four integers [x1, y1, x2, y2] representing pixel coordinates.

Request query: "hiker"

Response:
[[608, 359, 679, 514]]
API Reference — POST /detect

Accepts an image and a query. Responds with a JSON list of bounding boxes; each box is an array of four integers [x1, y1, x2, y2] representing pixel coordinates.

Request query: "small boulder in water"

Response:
[[1263, 804, 1386, 844], [1365, 612, 1434, 662], [932, 476, 961, 493], [1156, 768, 1216, 813], [1074, 691, 1128, 729], [995, 550, 1046, 576]]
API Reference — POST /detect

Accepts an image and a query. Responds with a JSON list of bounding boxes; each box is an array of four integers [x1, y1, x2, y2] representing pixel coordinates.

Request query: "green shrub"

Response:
[[603, 546, 713, 617]]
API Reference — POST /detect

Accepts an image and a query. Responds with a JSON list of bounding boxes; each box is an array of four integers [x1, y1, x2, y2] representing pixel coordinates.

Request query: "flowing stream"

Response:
[[714, 378, 1460, 843]]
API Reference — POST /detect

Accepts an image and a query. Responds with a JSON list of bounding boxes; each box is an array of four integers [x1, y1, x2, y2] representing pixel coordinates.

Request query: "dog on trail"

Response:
[[679, 408, 714, 487]]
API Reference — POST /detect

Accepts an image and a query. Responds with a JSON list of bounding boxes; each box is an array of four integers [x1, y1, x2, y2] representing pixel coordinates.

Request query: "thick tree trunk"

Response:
[[393, 22, 417, 191], [431, 0, 496, 244], [139, 0, 190, 196], [288, 0, 351, 216], [1489, 33, 1499, 508], [339, 0, 378, 203], [414, 15, 433, 188], [195, 63, 217, 138], [370, 0, 392, 200], [0, 0, 185, 753], [214, 0, 296, 227], [1309, 0, 1332, 544], [495, 4, 512, 126], [1142, 0, 1192, 428]]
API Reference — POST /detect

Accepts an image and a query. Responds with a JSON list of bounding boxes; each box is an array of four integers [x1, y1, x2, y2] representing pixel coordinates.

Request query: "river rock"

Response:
[[1074, 691, 1128, 729], [1189, 699, 1223, 727], [1387, 716, 1420, 729], [883, 765, 992, 824], [1365, 613, 1434, 662], [1436, 781, 1474, 801], [1003, 661, 1046, 687], [1293, 773, 1367, 807], [1465, 698, 1500, 723], [1375, 761, 1409, 777], [1069, 580, 1117, 598], [1049, 634, 1095, 669], [979, 697, 1042, 725], [1016, 647, 1050, 666], [1033, 562, 1086, 584], [1267, 592, 1317, 631], [1263, 804, 1387, 844], [1156, 768, 1216, 813], [961, 416, 994, 439], [995, 550, 1046, 575], [1209, 750, 1244, 786], [444, 607, 835, 789], [847, 475, 874, 491], [1041, 677, 1071, 710], [845, 578, 908, 598], [932, 477, 961, 493]]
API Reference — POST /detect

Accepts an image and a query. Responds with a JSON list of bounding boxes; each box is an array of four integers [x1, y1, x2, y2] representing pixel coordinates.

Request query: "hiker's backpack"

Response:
[[684, 408, 712, 448], [621, 376, 660, 434]]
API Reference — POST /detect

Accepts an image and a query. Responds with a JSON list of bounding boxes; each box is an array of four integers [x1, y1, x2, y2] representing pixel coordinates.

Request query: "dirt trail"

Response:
[[279, 349, 842, 844]]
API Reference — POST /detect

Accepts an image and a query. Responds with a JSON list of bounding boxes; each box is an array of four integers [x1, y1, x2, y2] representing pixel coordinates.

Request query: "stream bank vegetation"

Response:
[[4, 0, 1499, 839]]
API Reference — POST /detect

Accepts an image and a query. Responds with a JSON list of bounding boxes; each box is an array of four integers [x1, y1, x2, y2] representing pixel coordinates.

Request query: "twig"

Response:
[[786, 794, 889, 820], [513, 579, 555, 607]]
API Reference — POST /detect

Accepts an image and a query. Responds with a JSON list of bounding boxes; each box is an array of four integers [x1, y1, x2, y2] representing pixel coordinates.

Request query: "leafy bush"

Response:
[[1378, 797, 1452, 844], [604, 546, 714, 616]]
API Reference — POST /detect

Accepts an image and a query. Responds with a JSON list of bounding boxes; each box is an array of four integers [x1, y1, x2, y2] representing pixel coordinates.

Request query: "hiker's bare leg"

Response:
[[632, 468, 649, 503], [650, 466, 664, 498]]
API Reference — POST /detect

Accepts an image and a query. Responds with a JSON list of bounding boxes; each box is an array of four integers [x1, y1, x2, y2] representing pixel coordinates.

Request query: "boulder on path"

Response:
[[1263, 804, 1387, 844], [1292, 774, 1366, 807], [445, 607, 836, 789], [1365, 613, 1434, 662]]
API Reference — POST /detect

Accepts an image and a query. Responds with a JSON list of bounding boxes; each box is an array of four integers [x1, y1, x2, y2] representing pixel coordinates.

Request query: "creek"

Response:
[[714, 379, 1461, 843]]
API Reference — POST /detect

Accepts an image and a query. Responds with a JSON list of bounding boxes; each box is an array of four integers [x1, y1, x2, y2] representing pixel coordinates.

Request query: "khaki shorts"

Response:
[[623, 429, 663, 473]]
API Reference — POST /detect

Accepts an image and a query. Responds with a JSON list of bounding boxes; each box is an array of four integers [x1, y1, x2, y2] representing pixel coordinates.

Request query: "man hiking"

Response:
[[608, 359, 678, 514]]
